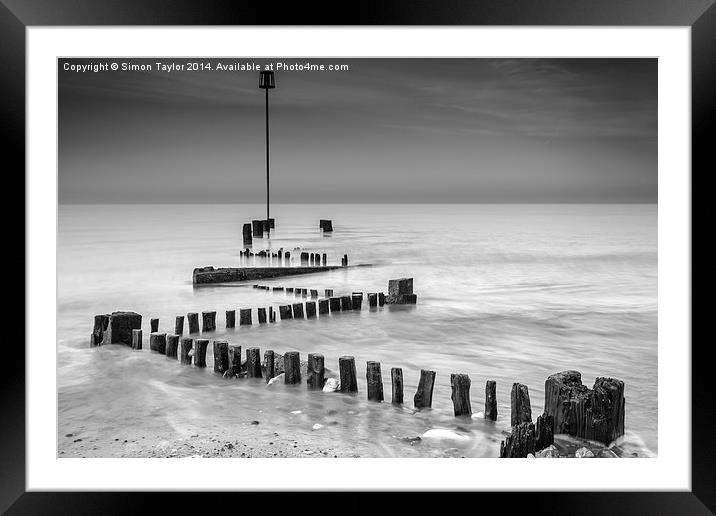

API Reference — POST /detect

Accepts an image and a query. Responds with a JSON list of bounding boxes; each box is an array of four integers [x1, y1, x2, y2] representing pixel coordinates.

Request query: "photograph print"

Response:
[[58, 57, 657, 459]]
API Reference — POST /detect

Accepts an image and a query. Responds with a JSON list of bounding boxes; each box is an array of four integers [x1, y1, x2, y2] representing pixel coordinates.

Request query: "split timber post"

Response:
[[228, 344, 242, 376], [378, 293, 385, 306], [269, 307, 276, 323], [226, 310, 236, 328], [414, 369, 436, 409], [450, 373, 472, 417], [307, 353, 325, 390], [213, 340, 229, 374], [510, 383, 533, 427], [194, 339, 209, 367], [166, 334, 179, 359], [318, 299, 329, 315], [485, 380, 498, 421], [202, 311, 216, 332], [257, 307, 267, 324], [366, 361, 384, 402], [279, 305, 292, 320], [149, 332, 167, 354], [391, 367, 403, 404], [329, 297, 341, 312], [239, 308, 252, 326], [243, 223, 252, 246], [292, 303, 304, 319], [132, 329, 142, 350], [339, 356, 358, 393], [175, 316, 184, 335], [246, 347, 262, 378], [263, 350, 275, 382], [150, 318, 159, 332], [284, 351, 301, 384], [180, 337, 193, 365], [305, 301, 317, 319], [187, 312, 200, 334], [543, 370, 625, 445]]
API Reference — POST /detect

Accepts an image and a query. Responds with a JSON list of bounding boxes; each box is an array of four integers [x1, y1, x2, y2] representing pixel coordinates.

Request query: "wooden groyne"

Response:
[[91, 317, 626, 456], [193, 265, 346, 285]]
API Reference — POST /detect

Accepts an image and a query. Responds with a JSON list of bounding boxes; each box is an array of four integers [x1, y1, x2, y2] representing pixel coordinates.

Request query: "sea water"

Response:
[[57, 204, 657, 457]]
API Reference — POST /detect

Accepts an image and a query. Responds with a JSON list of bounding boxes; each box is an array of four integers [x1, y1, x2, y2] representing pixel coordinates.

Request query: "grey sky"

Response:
[[58, 58, 657, 204]]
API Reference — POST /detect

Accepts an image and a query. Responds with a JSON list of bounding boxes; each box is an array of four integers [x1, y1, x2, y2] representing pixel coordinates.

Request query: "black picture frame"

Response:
[[3, 0, 711, 513]]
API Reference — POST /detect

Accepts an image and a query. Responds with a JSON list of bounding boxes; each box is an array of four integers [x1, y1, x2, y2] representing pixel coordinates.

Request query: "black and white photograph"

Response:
[[57, 56, 657, 460]]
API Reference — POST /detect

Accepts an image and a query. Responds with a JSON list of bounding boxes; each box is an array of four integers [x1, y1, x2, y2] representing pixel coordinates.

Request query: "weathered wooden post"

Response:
[[341, 254, 348, 267], [273, 287, 284, 293], [329, 297, 341, 312], [386, 278, 417, 304], [284, 251, 290, 266], [294, 288, 302, 298], [257, 307, 267, 324], [339, 356, 358, 393], [284, 351, 301, 384], [243, 223, 253, 246], [318, 299, 329, 315], [149, 332, 167, 354], [279, 305, 292, 320], [194, 339, 208, 367], [202, 311, 216, 332], [174, 315, 184, 335], [391, 367, 403, 404], [228, 344, 242, 376], [366, 361, 384, 402], [378, 293, 385, 306], [511, 383, 533, 427], [213, 340, 229, 374], [131, 329, 142, 350], [310, 289, 318, 298], [305, 301, 317, 319], [226, 310, 236, 328], [310, 253, 315, 266], [150, 318, 159, 332], [535, 413, 555, 451], [499, 422, 536, 458], [368, 293, 377, 307], [414, 369, 436, 409], [286, 287, 293, 293], [543, 370, 625, 445], [325, 288, 333, 297], [315, 255, 321, 266], [269, 307, 276, 323], [180, 337, 193, 365], [292, 303, 304, 319], [485, 380, 498, 421], [166, 334, 179, 358], [351, 293, 363, 310], [239, 308, 252, 326], [300, 252, 309, 265], [302, 288, 308, 298], [263, 350, 275, 382], [319, 219, 333, 232], [252, 219, 264, 237], [246, 347, 262, 378], [307, 353, 325, 390], [450, 373, 472, 416], [187, 312, 199, 334], [340, 296, 352, 311]]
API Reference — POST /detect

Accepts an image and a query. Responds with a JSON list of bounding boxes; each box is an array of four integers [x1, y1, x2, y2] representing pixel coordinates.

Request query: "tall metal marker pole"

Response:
[[259, 70, 275, 236]]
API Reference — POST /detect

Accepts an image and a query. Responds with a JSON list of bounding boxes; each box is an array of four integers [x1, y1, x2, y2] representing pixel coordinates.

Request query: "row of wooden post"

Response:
[[135, 329, 503, 418]]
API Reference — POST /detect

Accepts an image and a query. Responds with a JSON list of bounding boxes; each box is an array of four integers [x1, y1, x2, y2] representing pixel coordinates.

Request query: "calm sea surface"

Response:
[[58, 204, 657, 457]]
